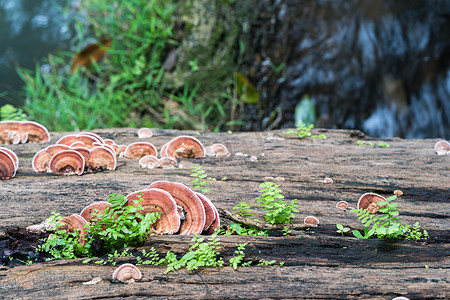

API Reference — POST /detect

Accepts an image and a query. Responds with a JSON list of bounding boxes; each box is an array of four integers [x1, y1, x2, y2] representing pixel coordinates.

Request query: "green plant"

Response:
[[224, 223, 269, 236], [190, 164, 210, 193], [232, 201, 252, 217], [377, 142, 390, 148], [229, 243, 249, 270], [336, 224, 350, 236], [257, 259, 276, 266], [256, 182, 299, 224], [351, 195, 428, 240], [284, 121, 326, 139], [0, 104, 28, 121], [282, 226, 292, 237], [38, 193, 160, 260], [162, 233, 224, 273]]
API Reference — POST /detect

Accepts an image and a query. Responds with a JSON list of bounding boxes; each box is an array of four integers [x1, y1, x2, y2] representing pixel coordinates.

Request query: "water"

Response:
[[0, 0, 72, 106]]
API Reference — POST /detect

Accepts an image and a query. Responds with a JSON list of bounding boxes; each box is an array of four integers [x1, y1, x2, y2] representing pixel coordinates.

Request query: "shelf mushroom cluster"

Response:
[[434, 140, 450, 155], [335, 192, 388, 213], [32, 132, 119, 175], [0, 147, 19, 179], [0, 121, 50, 144], [124, 135, 230, 170]]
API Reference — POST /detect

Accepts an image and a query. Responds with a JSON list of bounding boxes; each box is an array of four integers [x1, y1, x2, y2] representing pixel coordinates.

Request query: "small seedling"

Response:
[[284, 121, 326, 139], [282, 226, 291, 237], [256, 182, 299, 224], [336, 224, 350, 236], [229, 243, 248, 270], [190, 164, 210, 193], [232, 201, 252, 217]]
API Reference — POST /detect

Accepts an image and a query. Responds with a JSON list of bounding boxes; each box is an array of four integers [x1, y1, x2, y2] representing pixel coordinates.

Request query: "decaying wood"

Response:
[[0, 128, 448, 299]]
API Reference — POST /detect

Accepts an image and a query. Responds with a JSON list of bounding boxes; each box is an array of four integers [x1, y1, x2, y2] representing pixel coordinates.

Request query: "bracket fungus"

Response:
[[304, 216, 320, 226], [0, 149, 17, 179], [125, 188, 181, 235], [0, 121, 50, 144], [0, 147, 19, 172], [138, 155, 161, 169], [159, 157, 178, 169], [56, 134, 99, 149], [205, 143, 230, 158], [434, 140, 450, 155], [357, 193, 387, 214], [336, 201, 349, 210], [160, 142, 169, 157], [87, 147, 116, 171], [124, 142, 157, 159], [112, 263, 142, 283], [164, 136, 206, 159], [32, 145, 72, 173], [195, 192, 216, 231], [49, 150, 85, 175], [202, 203, 220, 235], [147, 181, 206, 235], [137, 127, 153, 138], [80, 201, 112, 224], [58, 214, 88, 245]]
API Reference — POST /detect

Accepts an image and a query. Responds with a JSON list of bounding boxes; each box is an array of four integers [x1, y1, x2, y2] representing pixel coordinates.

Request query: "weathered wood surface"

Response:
[[0, 128, 448, 299]]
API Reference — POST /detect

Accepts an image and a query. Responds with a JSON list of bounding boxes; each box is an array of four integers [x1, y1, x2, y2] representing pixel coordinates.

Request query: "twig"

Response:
[[194, 269, 211, 295], [217, 208, 311, 230]]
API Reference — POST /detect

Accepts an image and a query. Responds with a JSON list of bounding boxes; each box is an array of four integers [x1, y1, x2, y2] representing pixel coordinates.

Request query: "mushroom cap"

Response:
[[103, 139, 117, 146], [49, 150, 85, 175], [202, 202, 220, 235], [124, 142, 157, 159], [208, 143, 230, 158], [101, 143, 117, 156], [165, 136, 206, 159], [78, 132, 104, 144], [56, 134, 99, 149], [160, 143, 169, 157], [194, 192, 216, 231], [137, 128, 153, 138], [125, 188, 181, 234], [0, 149, 17, 179], [138, 155, 160, 169], [116, 145, 127, 157], [112, 263, 142, 283], [336, 201, 348, 210], [72, 147, 91, 167], [357, 193, 387, 214], [159, 157, 178, 169], [87, 146, 116, 171], [80, 201, 111, 223], [32, 145, 72, 173], [58, 214, 88, 245], [20, 121, 51, 143], [147, 181, 206, 235], [0, 147, 19, 171], [70, 141, 86, 148], [434, 140, 450, 155], [304, 216, 319, 226]]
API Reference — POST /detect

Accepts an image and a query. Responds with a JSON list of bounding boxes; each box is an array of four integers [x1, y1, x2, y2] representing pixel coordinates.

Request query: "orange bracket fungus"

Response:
[[87, 147, 116, 171], [195, 192, 217, 231], [0, 148, 17, 179], [205, 143, 230, 158], [56, 134, 99, 149], [336, 201, 349, 210], [202, 203, 220, 235], [112, 263, 142, 283], [124, 142, 158, 159], [138, 155, 161, 169], [32, 145, 72, 173], [49, 150, 85, 175], [0, 121, 50, 144], [357, 193, 387, 214], [0, 147, 19, 172], [125, 188, 181, 235], [304, 216, 320, 226], [58, 214, 88, 245], [434, 140, 450, 155], [147, 181, 206, 235], [160, 142, 169, 157], [137, 127, 153, 138], [21, 121, 51, 143], [80, 201, 112, 224], [164, 136, 206, 159], [159, 157, 178, 169]]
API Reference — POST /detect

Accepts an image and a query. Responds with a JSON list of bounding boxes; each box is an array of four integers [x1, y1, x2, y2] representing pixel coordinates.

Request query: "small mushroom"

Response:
[[124, 142, 158, 159], [137, 128, 153, 138], [32, 145, 72, 173], [87, 147, 116, 171], [336, 201, 348, 210], [304, 216, 319, 226], [138, 155, 160, 169], [58, 214, 88, 245], [112, 263, 142, 283], [49, 150, 85, 175], [323, 177, 334, 183], [147, 181, 206, 235], [205, 143, 230, 158], [125, 188, 181, 234], [165, 136, 206, 159], [434, 140, 450, 155], [0, 149, 17, 179], [195, 192, 216, 231], [0, 147, 19, 171], [357, 193, 387, 214], [159, 157, 178, 169], [393, 190, 403, 196], [20, 121, 51, 143], [80, 201, 112, 224]]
